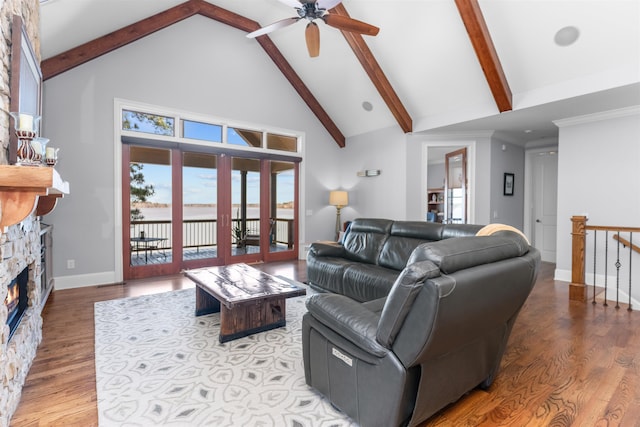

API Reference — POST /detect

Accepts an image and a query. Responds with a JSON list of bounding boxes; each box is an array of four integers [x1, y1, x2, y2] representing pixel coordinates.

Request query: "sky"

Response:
[[140, 163, 294, 206]]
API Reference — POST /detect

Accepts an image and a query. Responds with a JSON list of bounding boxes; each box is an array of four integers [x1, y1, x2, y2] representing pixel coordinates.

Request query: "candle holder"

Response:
[[9, 112, 42, 166], [31, 137, 50, 165], [45, 147, 59, 167], [15, 131, 41, 166]]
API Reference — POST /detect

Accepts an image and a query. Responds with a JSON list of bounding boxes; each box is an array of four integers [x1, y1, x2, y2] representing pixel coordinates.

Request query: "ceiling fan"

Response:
[[247, 0, 379, 57]]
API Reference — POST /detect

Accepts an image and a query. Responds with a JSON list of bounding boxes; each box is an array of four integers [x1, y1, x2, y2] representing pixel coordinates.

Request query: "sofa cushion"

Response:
[[378, 236, 436, 271], [390, 221, 444, 240], [342, 219, 393, 264], [441, 223, 484, 239], [376, 260, 441, 348], [408, 234, 530, 275], [377, 222, 443, 270], [342, 264, 399, 302], [306, 257, 355, 295]]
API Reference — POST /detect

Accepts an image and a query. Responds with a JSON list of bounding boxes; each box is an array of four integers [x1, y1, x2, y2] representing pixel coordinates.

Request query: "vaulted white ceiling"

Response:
[[39, 0, 640, 144]]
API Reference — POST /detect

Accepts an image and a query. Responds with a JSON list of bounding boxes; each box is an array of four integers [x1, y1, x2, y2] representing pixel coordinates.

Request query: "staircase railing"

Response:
[[570, 215, 639, 310]]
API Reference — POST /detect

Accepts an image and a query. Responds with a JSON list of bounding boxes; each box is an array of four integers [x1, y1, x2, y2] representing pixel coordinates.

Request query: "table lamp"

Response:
[[329, 190, 348, 241]]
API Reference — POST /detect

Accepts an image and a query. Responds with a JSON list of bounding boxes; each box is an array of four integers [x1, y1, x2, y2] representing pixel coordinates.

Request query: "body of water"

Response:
[[138, 206, 294, 221]]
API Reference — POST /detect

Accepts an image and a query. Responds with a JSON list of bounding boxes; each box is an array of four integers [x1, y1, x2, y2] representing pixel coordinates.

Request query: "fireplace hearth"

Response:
[[5, 267, 29, 341]]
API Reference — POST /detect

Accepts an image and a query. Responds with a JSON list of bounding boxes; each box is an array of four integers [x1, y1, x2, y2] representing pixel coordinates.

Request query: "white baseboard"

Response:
[[554, 268, 571, 282], [54, 271, 119, 290]]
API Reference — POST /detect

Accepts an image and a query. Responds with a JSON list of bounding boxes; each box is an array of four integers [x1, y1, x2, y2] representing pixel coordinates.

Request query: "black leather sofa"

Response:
[[302, 231, 541, 426], [306, 218, 483, 302]]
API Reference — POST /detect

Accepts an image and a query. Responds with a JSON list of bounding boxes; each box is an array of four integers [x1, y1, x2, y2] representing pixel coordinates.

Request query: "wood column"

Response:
[[569, 215, 588, 301]]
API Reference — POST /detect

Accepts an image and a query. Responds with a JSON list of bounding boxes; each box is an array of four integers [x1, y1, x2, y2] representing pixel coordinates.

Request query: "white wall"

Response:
[[42, 16, 343, 287], [338, 126, 408, 223], [555, 107, 640, 302], [490, 139, 525, 229], [427, 162, 445, 190]]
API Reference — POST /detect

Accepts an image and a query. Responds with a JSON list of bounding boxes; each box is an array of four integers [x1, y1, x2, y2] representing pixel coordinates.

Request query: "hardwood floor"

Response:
[[10, 261, 640, 426]]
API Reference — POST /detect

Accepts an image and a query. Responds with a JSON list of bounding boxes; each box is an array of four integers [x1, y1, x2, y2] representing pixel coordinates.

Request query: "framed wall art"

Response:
[[503, 173, 514, 196]]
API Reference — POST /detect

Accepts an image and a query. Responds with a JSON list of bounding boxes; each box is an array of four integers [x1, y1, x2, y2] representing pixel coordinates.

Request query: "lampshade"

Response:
[[329, 190, 348, 207]]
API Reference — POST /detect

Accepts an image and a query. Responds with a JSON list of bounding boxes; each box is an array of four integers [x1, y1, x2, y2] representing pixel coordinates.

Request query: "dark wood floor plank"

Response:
[[9, 260, 640, 426]]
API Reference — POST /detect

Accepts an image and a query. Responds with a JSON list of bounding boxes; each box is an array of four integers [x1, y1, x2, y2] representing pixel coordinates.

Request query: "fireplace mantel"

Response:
[[0, 165, 69, 229]]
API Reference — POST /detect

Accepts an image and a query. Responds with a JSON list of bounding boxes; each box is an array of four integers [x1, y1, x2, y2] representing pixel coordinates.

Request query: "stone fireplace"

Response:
[[0, 218, 44, 424], [1, 0, 46, 423]]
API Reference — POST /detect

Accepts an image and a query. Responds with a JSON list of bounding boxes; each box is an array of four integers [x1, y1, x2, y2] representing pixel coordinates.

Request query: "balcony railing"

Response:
[[130, 217, 294, 254], [570, 215, 639, 310]]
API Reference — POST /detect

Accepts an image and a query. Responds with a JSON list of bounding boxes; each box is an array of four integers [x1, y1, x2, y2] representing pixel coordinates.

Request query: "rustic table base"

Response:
[[187, 263, 306, 343], [196, 287, 288, 342]]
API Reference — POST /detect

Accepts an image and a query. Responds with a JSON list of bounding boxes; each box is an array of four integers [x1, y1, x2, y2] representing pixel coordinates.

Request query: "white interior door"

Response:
[[532, 153, 558, 262]]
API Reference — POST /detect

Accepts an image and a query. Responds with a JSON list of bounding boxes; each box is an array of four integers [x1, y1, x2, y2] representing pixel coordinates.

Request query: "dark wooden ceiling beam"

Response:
[[195, 0, 258, 32], [41, 0, 201, 79], [41, 0, 345, 147], [455, 0, 512, 112], [331, 3, 412, 134]]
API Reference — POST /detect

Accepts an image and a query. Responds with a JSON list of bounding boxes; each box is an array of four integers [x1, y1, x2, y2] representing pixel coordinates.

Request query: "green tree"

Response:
[[130, 162, 155, 221], [122, 111, 174, 136]]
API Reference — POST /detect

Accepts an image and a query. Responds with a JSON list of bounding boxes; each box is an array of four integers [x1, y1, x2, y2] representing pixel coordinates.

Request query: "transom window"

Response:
[[120, 105, 301, 154], [183, 120, 222, 143], [122, 110, 175, 136]]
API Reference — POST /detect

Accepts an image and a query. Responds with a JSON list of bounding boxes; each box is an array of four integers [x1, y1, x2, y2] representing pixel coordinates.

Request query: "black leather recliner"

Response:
[[302, 232, 541, 427]]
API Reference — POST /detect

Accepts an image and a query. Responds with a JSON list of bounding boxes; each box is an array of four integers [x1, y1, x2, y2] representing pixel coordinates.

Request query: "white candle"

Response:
[[46, 147, 56, 159], [18, 114, 33, 131]]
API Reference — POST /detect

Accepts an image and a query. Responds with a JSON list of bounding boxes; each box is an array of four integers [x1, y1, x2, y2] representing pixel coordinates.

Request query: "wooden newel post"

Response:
[[569, 215, 588, 301]]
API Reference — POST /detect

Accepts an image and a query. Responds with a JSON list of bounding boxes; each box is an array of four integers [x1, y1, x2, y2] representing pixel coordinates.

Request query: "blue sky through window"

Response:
[[138, 162, 293, 205]]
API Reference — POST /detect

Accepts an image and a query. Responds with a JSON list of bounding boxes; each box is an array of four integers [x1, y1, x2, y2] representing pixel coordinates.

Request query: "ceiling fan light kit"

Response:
[[247, 0, 379, 57]]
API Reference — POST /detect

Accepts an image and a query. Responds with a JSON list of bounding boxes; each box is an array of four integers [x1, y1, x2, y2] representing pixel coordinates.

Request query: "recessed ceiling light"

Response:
[[524, 129, 533, 133], [554, 26, 580, 47], [362, 101, 373, 112]]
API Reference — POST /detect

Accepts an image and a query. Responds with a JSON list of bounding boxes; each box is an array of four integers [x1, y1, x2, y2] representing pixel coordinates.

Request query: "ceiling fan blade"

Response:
[[316, 0, 343, 10], [322, 14, 379, 36], [277, 0, 304, 7], [305, 22, 320, 57], [247, 17, 300, 38]]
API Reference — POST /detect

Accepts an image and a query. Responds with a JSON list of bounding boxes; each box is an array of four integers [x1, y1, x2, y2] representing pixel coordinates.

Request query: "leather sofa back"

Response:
[[341, 218, 484, 271], [342, 218, 393, 263], [379, 222, 483, 270]]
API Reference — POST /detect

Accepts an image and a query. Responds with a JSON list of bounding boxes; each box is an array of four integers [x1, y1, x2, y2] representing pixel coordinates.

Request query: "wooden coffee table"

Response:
[[184, 263, 306, 343]]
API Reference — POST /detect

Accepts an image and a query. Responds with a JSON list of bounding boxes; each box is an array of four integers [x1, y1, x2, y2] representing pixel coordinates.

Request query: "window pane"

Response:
[[270, 161, 295, 252], [122, 110, 174, 136], [183, 152, 218, 261], [231, 157, 261, 254], [267, 133, 298, 152], [129, 146, 172, 266], [183, 120, 222, 143], [228, 127, 262, 148]]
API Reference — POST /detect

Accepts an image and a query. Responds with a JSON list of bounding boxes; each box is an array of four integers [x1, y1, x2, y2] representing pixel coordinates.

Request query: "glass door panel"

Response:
[[230, 157, 261, 259], [182, 152, 219, 263], [129, 146, 172, 267], [269, 161, 296, 253], [444, 148, 467, 224]]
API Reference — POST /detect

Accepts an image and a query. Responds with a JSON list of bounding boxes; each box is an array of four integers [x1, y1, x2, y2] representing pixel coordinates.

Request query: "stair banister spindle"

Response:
[[629, 232, 633, 311]]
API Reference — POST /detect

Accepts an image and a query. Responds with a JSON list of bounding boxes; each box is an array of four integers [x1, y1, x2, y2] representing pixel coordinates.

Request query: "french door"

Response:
[[123, 144, 299, 280]]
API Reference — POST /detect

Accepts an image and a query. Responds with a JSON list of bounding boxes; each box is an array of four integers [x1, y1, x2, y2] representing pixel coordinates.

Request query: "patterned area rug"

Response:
[[94, 288, 356, 426]]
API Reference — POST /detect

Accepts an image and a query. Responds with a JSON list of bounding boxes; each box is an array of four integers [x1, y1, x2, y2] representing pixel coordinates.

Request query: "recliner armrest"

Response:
[[308, 241, 346, 258], [306, 293, 388, 357]]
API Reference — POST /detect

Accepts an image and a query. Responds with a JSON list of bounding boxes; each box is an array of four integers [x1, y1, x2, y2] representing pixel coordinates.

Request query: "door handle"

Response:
[[536, 219, 542, 223]]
